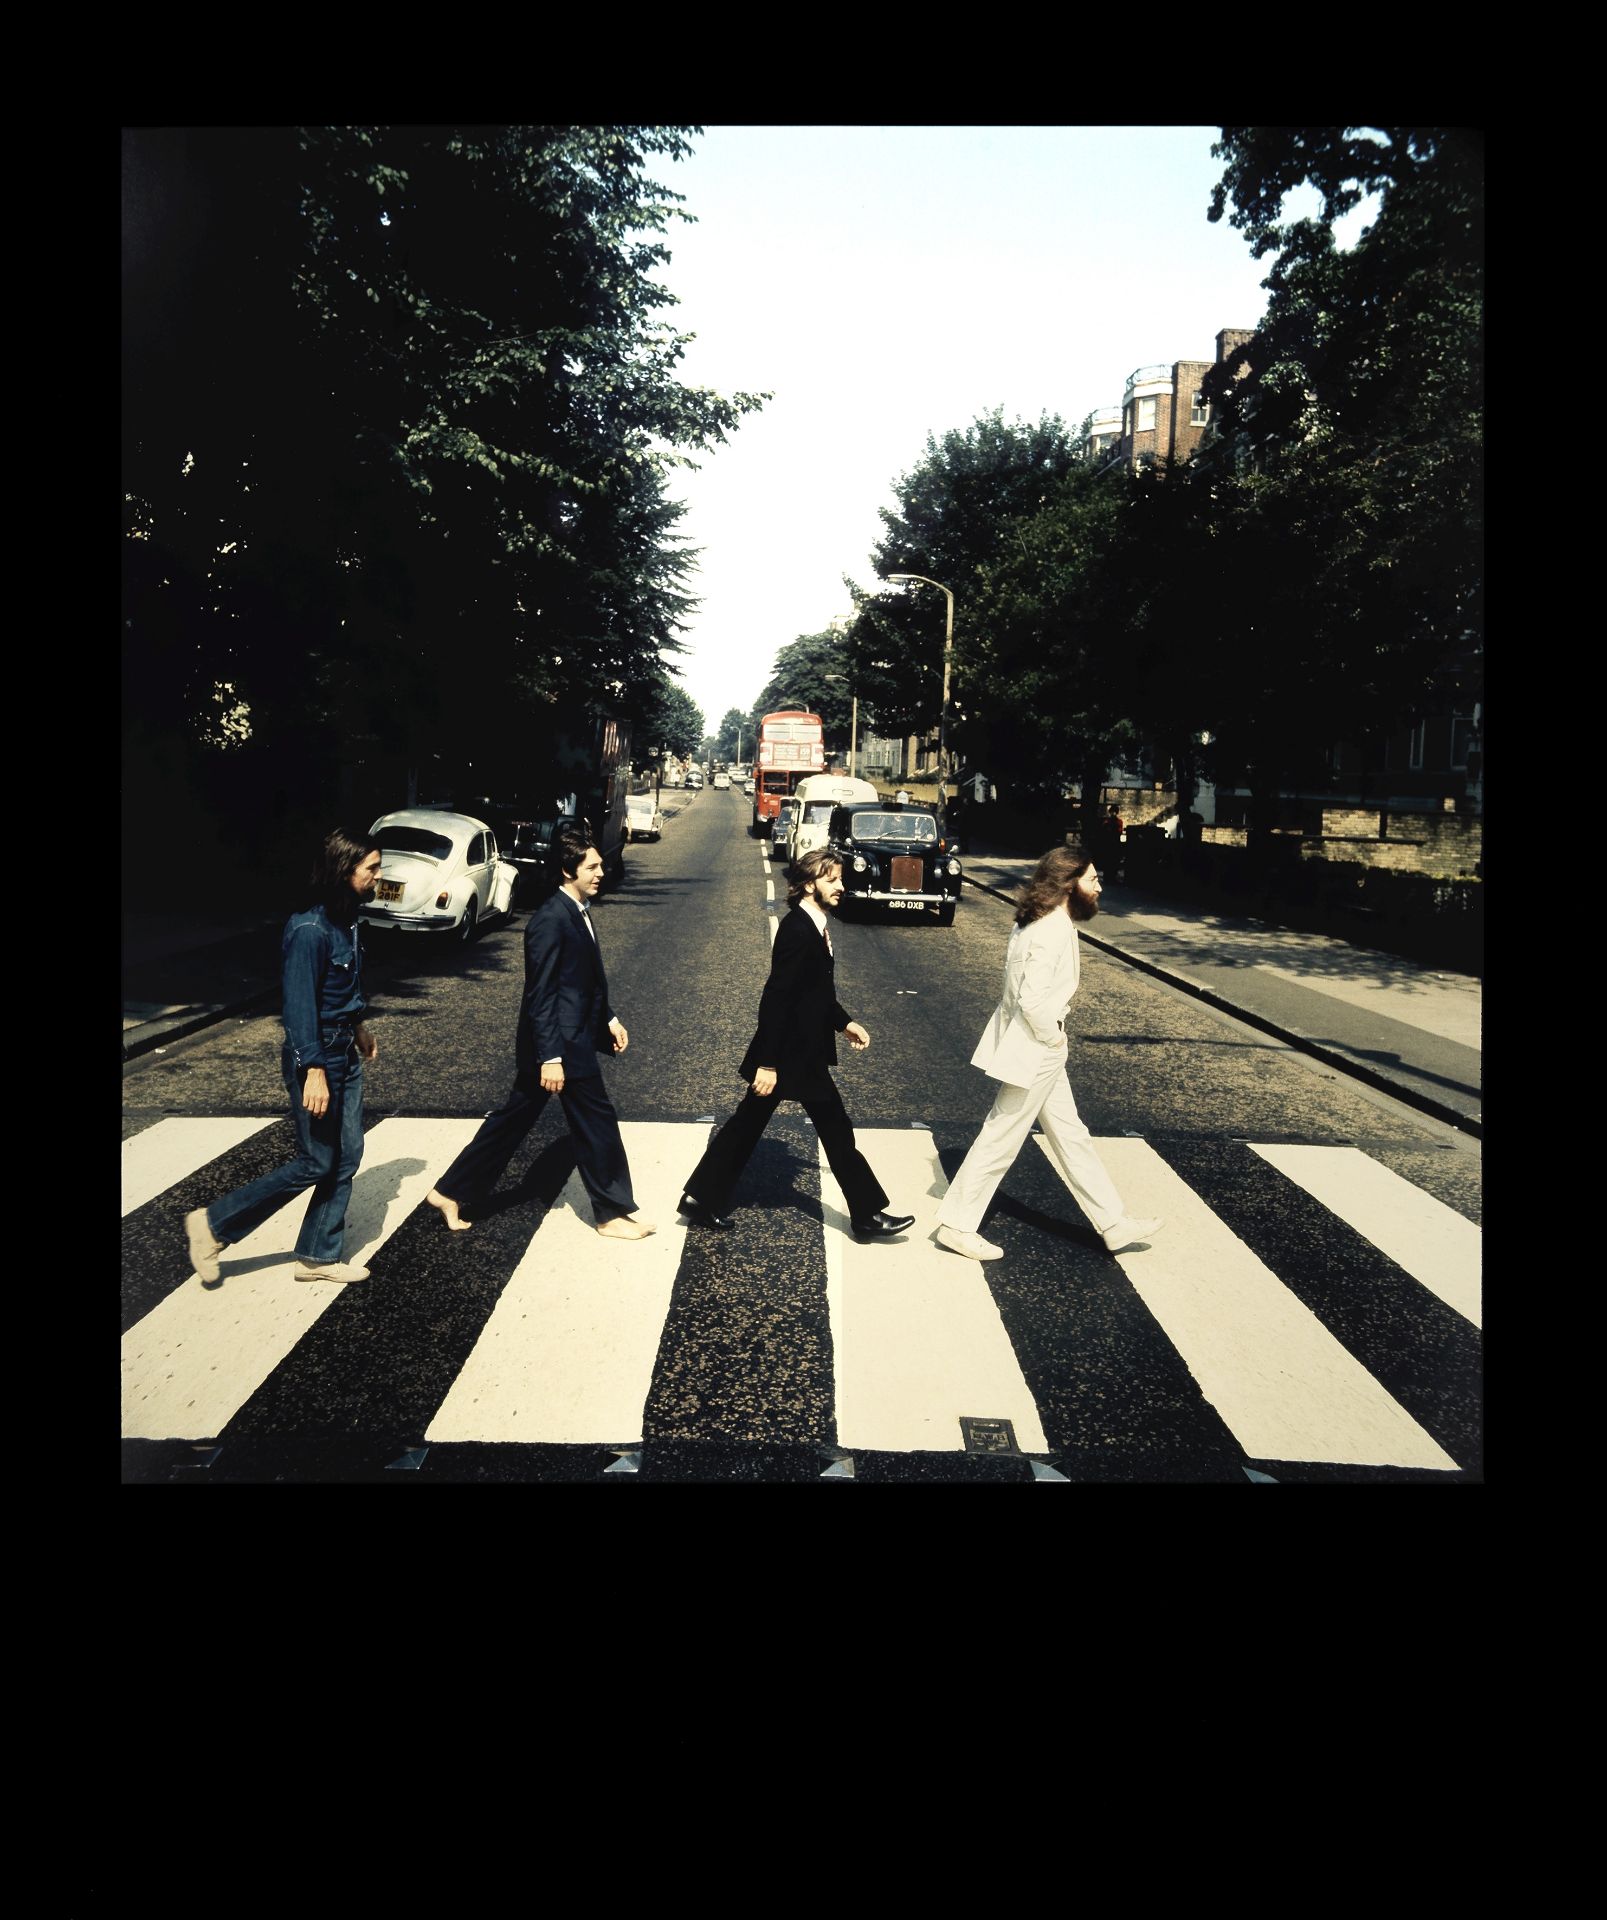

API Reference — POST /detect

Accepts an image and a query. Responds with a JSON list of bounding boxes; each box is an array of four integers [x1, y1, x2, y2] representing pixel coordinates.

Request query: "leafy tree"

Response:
[[844, 409, 1077, 750], [1196, 127, 1483, 816], [634, 676, 704, 761], [712, 708, 748, 762], [123, 125, 765, 873], [747, 630, 855, 748]]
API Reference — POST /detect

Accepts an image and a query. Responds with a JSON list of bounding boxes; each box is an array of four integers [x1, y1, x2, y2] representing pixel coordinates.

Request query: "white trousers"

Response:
[[938, 1051, 1125, 1237]]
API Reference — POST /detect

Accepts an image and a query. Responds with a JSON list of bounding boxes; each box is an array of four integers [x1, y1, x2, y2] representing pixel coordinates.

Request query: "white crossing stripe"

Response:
[[426, 1121, 695, 1445], [121, 1116, 278, 1217], [1042, 1138, 1458, 1470], [121, 1118, 481, 1441], [821, 1129, 1047, 1453], [1250, 1144, 1481, 1328]]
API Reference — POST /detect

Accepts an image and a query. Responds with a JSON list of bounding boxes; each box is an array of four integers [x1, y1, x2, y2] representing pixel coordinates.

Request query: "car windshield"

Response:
[[802, 802, 835, 825], [376, 826, 453, 860], [851, 812, 938, 842]]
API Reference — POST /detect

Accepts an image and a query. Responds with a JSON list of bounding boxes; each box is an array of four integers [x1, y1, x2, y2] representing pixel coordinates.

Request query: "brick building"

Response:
[[1077, 328, 1255, 471]]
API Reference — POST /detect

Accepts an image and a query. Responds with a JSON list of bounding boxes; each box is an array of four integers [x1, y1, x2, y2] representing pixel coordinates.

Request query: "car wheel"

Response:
[[456, 898, 479, 944], [935, 902, 957, 926]]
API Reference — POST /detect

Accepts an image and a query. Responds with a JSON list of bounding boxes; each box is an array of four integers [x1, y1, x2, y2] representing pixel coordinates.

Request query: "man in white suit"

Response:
[[935, 845, 1162, 1262]]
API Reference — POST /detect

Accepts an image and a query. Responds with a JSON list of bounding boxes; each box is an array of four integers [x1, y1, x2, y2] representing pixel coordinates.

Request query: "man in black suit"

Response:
[[679, 848, 914, 1241], [425, 827, 654, 1240]]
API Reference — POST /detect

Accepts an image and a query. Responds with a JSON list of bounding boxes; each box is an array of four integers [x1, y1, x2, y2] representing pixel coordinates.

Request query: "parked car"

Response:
[[361, 809, 519, 944], [769, 797, 798, 861], [626, 792, 664, 841], [713, 771, 731, 790], [686, 767, 704, 790], [829, 803, 963, 925]]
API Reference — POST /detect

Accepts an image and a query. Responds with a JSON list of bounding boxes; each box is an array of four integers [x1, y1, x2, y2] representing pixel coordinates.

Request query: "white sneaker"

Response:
[[1101, 1216, 1163, 1253], [935, 1224, 1004, 1261], [293, 1260, 370, 1283], [185, 1208, 223, 1283]]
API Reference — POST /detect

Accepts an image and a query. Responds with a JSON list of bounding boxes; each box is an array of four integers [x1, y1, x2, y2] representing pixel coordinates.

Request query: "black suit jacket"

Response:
[[739, 905, 850, 1082], [516, 891, 616, 1079]]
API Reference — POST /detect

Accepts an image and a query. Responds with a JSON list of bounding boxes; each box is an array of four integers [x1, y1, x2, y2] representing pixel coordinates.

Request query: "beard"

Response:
[[1068, 887, 1100, 922]]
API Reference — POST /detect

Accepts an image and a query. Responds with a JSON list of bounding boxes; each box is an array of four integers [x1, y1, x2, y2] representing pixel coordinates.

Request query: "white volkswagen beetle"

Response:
[[361, 809, 519, 944]]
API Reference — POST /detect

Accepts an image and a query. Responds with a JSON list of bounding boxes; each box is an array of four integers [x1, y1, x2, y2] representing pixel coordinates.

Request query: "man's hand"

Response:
[[752, 1066, 778, 1097], [355, 1023, 378, 1063], [301, 1067, 331, 1117], [844, 1021, 871, 1051], [541, 1061, 566, 1094], [609, 1018, 629, 1054]]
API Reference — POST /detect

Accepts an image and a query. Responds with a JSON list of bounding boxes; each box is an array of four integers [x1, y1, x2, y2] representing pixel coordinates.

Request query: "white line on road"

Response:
[[427, 1121, 699, 1445], [122, 1116, 278, 1217], [1250, 1144, 1481, 1328], [1040, 1137, 1459, 1470], [822, 1129, 1047, 1453], [122, 1117, 482, 1440]]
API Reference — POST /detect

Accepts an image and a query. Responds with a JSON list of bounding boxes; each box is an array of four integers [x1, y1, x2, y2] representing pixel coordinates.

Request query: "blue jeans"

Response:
[[207, 1036, 366, 1263]]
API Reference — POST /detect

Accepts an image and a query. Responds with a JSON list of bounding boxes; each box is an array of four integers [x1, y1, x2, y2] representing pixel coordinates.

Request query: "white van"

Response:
[[786, 774, 881, 869]]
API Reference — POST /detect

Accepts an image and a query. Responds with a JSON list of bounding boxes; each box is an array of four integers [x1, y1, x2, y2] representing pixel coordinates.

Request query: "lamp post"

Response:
[[884, 572, 954, 799]]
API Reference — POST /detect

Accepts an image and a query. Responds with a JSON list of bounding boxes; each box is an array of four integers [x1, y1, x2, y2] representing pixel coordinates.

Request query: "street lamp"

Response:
[[883, 572, 954, 797]]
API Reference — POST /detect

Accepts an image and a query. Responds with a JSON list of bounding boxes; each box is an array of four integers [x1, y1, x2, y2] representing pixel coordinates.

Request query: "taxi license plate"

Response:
[[376, 879, 404, 902]]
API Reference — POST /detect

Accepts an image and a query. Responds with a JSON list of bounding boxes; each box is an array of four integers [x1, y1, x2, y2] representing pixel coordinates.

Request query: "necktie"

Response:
[[579, 904, 597, 944]]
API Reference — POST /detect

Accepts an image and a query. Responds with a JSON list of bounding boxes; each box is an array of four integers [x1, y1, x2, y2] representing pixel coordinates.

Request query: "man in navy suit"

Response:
[[679, 848, 914, 1241], [426, 826, 654, 1240]]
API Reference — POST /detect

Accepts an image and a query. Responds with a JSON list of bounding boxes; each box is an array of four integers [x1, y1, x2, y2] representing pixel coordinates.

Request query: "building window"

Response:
[[1191, 391, 1209, 426], [1136, 396, 1157, 432], [1123, 404, 1132, 438], [1449, 714, 1474, 770], [1408, 721, 1425, 771]]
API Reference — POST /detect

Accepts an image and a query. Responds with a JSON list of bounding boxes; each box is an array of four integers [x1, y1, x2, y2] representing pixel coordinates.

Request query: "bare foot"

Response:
[[596, 1216, 656, 1240], [426, 1189, 473, 1232]]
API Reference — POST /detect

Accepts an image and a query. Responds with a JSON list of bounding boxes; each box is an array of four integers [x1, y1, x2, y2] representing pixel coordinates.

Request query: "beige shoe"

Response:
[[293, 1259, 370, 1283], [595, 1216, 656, 1240], [185, 1208, 223, 1283], [935, 1224, 1003, 1261], [1101, 1216, 1163, 1254]]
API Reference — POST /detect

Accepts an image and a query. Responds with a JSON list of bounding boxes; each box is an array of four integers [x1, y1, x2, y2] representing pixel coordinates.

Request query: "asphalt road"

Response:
[[122, 784, 1483, 1484]]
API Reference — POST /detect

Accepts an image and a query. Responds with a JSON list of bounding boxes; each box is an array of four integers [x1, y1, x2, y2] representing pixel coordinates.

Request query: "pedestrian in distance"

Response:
[[183, 828, 384, 1286], [933, 844, 1162, 1263], [425, 826, 655, 1240], [678, 848, 915, 1241]]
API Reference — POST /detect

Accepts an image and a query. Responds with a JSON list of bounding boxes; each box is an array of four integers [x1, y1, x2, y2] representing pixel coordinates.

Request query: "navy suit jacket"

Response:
[[516, 891, 616, 1079], [739, 905, 850, 1083]]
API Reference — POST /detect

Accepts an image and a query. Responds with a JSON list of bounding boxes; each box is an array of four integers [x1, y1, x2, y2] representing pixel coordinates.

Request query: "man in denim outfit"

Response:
[[185, 829, 382, 1285]]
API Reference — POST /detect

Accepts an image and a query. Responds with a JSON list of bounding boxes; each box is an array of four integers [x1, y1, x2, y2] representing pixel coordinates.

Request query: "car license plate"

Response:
[[377, 879, 404, 902]]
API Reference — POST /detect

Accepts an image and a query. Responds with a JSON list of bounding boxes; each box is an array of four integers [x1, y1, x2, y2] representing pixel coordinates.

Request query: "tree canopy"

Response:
[[123, 125, 764, 872]]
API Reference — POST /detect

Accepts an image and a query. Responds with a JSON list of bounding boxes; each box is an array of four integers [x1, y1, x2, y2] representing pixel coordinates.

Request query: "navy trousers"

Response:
[[434, 1068, 637, 1222]]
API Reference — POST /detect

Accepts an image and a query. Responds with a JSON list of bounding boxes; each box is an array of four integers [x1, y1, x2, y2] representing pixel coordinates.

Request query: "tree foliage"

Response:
[[844, 409, 1077, 741], [123, 125, 764, 864], [747, 630, 855, 748]]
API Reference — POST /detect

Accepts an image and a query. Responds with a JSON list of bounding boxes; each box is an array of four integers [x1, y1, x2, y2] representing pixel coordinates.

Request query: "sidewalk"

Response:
[[959, 850, 1481, 1137], [122, 911, 287, 1061]]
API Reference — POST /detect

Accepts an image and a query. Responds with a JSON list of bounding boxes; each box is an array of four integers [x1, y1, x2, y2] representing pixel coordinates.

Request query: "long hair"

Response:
[[787, 846, 840, 906], [309, 828, 381, 920], [1014, 843, 1091, 928]]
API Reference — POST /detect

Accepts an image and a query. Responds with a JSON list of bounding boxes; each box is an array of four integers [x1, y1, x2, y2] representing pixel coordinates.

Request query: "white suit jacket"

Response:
[[969, 907, 1080, 1087]]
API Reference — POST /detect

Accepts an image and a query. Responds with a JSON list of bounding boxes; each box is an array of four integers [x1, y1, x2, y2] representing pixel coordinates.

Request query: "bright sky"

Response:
[[651, 125, 1283, 735]]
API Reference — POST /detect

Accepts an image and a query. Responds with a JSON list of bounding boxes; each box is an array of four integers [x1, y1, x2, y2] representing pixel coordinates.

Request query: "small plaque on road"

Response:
[[959, 1417, 1019, 1455]]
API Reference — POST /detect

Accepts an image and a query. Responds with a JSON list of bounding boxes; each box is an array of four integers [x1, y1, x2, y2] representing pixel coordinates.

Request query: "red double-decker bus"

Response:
[[751, 708, 826, 837]]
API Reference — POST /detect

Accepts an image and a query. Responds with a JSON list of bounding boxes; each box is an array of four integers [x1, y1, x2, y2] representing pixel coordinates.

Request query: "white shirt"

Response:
[[800, 896, 831, 952]]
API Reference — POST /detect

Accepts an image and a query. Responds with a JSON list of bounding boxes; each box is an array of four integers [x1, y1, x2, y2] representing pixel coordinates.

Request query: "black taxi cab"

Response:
[[827, 802, 963, 925]]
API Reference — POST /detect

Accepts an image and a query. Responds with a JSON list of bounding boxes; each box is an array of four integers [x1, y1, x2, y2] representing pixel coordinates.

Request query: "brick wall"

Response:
[[1313, 807, 1482, 878]]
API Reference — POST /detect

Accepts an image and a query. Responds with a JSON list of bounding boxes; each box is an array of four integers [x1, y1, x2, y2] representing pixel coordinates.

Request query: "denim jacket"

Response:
[[282, 905, 367, 1071]]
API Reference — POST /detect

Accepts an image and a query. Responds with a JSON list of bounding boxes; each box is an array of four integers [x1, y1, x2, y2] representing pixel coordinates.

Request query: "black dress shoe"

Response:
[[851, 1211, 916, 1241], [679, 1193, 733, 1230]]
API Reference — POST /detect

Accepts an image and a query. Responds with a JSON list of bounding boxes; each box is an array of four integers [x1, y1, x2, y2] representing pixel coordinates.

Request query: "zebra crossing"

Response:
[[121, 1113, 1482, 1481]]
